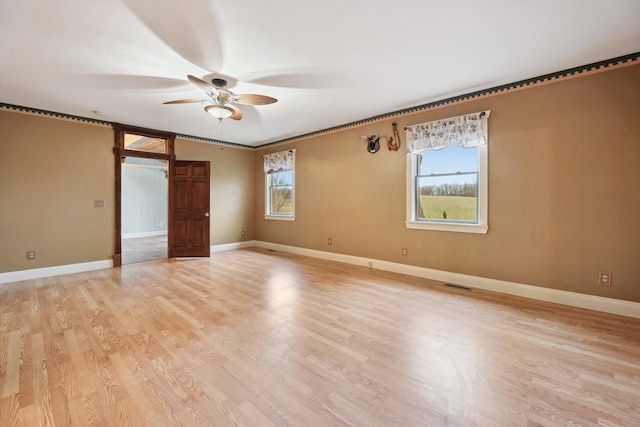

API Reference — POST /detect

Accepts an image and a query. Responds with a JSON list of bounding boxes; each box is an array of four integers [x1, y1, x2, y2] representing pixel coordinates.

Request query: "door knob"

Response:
[[205, 212, 209, 217]]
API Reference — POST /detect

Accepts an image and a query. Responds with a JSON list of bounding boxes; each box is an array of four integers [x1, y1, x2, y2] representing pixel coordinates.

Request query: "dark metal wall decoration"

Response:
[[359, 135, 381, 154], [359, 122, 402, 154]]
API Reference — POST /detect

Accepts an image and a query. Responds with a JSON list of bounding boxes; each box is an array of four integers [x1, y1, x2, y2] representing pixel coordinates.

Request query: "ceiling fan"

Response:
[[163, 74, 277, 121]]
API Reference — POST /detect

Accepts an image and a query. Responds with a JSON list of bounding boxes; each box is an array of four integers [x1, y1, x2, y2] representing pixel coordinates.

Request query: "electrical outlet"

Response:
[[94, 200, 104, 208], [241, 230, 246, 236], [26, 250, 36, 260], [327, 238, 332, 245], [598, 272, 612, 286], [402, 248, 408, 256], [368, 261, 372, 268]]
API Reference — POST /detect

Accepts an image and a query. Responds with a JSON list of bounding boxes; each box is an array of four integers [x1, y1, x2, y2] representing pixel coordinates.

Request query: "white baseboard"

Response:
[[254, 241, 640, 319], [122, 231, 167, 239], [0, 241, 252, 284], [211, 240, 257, 253], [0, 260, 113, 284], [3, 242, 637, 319]]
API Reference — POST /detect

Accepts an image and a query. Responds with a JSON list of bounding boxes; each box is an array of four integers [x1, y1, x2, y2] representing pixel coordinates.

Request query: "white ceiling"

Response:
[[1, 0, 639, 147]]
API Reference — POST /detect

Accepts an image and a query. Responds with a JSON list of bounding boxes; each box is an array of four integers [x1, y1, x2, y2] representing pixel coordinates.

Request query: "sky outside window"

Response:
[[419, 145, 478, 185]]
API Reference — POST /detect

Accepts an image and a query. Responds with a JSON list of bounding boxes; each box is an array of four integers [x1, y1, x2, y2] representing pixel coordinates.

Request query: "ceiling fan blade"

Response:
[[229, 104, 243, 120], [122, 0, 223, 72], [187, 74, 219, 96], [242, 69, 356, 89], [163, 99, 204, 104], [234, 94, 278, 105], [73, 74, 189, 90]]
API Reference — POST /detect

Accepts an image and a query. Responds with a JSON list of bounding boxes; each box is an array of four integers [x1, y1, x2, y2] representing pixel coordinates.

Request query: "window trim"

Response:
[[405, 138, 488, 234], [264, 151, 295, 221]]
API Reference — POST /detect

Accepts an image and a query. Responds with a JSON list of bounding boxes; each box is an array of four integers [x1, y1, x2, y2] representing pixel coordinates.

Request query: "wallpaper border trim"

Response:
[[259, 51, 640, 148], [2, 52, 638, 149]]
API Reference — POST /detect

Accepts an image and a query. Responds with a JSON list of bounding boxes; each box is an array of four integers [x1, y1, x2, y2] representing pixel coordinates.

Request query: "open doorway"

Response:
[[121, 157, 168, 264], [113, 125, 211, 267], [113, 125, 174, 267]]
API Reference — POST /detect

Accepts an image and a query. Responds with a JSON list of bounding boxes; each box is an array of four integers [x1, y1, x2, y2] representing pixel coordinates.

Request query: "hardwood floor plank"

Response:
[[76, 283, 99, 311], [154, 295, 205, 330], [17, 319, 34, 410], [66, 396, 91, 427], [108, 351, 167, 426], [1, 330, 21, 398], [235, 400, 280, 427], [63, 329, 95, 397], [1, 248, 639, 426], [0, 394, 20, 427], [93, 357, 146, 426], [32, 333, 56, 426], [87, 282, 139, 336]]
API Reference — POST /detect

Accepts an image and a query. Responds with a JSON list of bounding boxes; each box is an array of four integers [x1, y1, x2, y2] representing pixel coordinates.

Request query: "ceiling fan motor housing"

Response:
[[163, 74, 277, 121], [211, 78, 228, 88]]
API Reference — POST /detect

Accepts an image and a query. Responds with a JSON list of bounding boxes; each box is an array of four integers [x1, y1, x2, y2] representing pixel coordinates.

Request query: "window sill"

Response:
[[264, 214, 295, 221], [405, 221, 488, 234]]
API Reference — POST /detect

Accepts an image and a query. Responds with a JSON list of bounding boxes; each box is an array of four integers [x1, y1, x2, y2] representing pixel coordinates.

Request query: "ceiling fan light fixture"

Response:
[[205, 104, 235, 121], [165, 74, 276, 122]]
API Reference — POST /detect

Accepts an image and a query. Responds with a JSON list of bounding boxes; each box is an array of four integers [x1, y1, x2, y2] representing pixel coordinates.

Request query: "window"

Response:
[[264, 149, 295, 220], [124, 133, 167, 154], [406, 111, 489, 234]]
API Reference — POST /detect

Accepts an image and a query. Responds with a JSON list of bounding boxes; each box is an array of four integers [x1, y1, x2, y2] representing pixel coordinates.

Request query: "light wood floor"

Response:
[[121, 234, 167, 265], [1, 248, 639, 426]]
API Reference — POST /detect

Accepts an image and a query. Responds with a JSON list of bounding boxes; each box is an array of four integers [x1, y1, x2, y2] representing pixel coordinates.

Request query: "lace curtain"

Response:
[[263, 149, 295, 173], [405, 111, 490, 154]]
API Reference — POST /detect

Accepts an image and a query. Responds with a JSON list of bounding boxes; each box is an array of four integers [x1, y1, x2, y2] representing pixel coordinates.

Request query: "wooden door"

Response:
[[168, 160, 210, 258]]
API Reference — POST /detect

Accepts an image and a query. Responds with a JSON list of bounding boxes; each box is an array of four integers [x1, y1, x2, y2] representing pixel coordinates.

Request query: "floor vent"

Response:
[[445, 283, 472, 291]]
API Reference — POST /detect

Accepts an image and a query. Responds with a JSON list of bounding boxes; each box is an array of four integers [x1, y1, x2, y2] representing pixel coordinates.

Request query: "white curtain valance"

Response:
[[263, 149, 295, 173], [405, 111, 490, 154]]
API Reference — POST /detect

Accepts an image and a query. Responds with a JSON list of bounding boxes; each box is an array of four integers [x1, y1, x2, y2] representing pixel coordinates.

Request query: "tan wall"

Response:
[[0, 112, 114, 271], [175, 139, 255, 245], [2, 64, 638, 302], [0, 112, 256, 273], [256, 64, 640, 303]]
